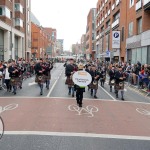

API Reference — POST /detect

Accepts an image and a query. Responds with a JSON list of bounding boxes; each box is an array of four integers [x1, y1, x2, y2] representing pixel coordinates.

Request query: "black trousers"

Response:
[[5, 79, 11, 91], [76, 89, 84, 104]]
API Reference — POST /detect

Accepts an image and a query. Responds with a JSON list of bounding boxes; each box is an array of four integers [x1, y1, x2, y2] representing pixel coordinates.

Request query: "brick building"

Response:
[[56, 39, 64, 55], [0, 0, 31, 61], [80, 34, 86, 57], [96, 0, 150, 63], [86, 8, 96, 60]]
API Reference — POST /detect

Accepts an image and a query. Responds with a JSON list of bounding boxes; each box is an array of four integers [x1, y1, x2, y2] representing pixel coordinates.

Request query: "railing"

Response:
[[125, 72, 150, 97], [105, 13, 108, 18], [108, 9, 110, 16], [102, 17, 104, 22], [143, 0, 150, 6], [135, 0, 142, 11], [111, 18, 119, 29], [116, 0, 120, 6], [112, 4, 115, 10]]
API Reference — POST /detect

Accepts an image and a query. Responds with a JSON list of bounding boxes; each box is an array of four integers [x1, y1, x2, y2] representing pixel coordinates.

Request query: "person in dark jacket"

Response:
[[114, 66, 126, 100], [75, 64, 85, 107], [109, 66, 116, 92], [65, 58, 75, 97], [34, 58, 45, 95]]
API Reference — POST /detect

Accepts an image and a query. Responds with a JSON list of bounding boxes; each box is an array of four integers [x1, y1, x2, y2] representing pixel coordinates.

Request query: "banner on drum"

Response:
[[73, 71, 92, 86]]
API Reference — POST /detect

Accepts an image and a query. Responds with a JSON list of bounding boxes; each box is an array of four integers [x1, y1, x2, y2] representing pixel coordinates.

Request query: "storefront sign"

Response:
[[73, 71, 92, 86], [112, 31, 120, 49]]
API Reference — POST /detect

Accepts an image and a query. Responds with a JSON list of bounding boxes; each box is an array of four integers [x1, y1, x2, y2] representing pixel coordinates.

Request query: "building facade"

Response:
[[80, 34, 86, 57], [126, 0, 150, 64], [56, 39, 64, 55], [96, 0, 150, 63], [31, 22, 53, 59], [0, 0, 31, 61], [86, 8, 96, 60], [44, 28, 57, 57]]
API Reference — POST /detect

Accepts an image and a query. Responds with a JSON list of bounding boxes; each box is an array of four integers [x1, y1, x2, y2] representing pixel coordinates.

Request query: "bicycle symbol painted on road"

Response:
[[136, 108, 150, 116], [0, 103, 19, 114], [0, 103, 18, 140], [68, 104, 99, 117]]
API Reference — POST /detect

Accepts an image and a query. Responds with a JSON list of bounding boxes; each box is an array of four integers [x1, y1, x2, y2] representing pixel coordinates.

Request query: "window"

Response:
[[129, 0, 134, 8], [28, 11, 30, 22], [113, 12, 120, 21], [137, 17, 142, 34], [0, 6, 10, 18], [28, 24, 30, 34], [15, 18, 23, 27], [128, 22, 133, 37], [15, 3, 23, 13], [122, 27, 124, 41]]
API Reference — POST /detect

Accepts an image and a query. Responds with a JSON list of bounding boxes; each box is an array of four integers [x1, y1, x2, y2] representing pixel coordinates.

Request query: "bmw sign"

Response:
[[112, 31, 120, 49]]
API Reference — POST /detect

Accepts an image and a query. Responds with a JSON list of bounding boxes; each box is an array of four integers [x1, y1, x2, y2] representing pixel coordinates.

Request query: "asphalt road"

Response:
[[0, 63, 150, 150]]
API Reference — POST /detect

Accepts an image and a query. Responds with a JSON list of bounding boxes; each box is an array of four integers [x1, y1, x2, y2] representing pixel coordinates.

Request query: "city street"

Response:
[[0, 63, 150, 150]]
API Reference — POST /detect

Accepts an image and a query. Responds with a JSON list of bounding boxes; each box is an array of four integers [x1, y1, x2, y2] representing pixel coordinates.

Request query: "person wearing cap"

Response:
[[74, 64, 85, 107], [89, 64, 100, 98], [65, 58, 76, 97]]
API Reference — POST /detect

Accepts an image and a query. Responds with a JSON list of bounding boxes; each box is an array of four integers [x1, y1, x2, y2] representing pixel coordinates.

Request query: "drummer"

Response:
[[114, 66, 126, 100]]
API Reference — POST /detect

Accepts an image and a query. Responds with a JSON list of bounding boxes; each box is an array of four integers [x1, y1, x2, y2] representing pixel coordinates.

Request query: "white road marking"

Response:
[[28, 82, 37, 86], [4, 131, 150, 140], [0, 103, 18, 114], [46, 71, 63, 97], [136, 108, 150, 116], [0, 97, 150, 105], [68, 104, 99, 117], [98, 84, 116, 101]]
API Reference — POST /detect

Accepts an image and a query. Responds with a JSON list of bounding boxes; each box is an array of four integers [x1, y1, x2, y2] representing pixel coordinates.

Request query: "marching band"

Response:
[[0, 58, 132, 104]]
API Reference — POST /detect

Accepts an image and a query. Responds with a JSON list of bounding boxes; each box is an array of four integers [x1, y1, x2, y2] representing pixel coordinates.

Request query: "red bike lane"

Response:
[[0, 97, 150, 138]]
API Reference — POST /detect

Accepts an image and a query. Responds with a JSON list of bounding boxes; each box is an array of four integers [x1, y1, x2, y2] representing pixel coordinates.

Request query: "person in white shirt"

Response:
[[4, 63, 11, 92]]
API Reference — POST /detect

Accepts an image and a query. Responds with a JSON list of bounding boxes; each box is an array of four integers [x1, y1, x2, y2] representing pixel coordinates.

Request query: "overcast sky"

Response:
[[31, 0, 97, 51]]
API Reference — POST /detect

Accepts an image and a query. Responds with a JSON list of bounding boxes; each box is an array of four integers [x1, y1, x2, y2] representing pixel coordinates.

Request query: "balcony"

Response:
[[136, 0, 142, 11], [143, 0, 150, 10], [102, 3, 105, 8], [96, 35, 100, 40], [105, 0, 108, 3], [102, 17, 104, 22], [105, 26, 111, 34], [100, 7, 102, 11], [100, 20, 102, 24], [100, 31, 105, 38], [111, 18, 119, 29], [112, 4, 115, 10], [108, 9, 110, 16], [116, 0, 120, 6], [105, 13, 107, 18]]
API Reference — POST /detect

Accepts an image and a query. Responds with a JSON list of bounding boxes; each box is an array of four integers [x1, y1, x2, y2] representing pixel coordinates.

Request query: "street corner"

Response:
[[0, 97, 150, 138]]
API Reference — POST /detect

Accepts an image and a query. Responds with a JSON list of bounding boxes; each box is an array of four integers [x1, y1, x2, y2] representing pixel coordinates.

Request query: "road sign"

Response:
[[112, 31, 120, 49]]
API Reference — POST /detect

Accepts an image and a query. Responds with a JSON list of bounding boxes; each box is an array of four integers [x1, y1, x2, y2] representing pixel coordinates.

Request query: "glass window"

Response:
[[0, 7, 3, 15], [141, 47, 147, 64], [15, 3, 23, 13], [128, 22, 133, 37], [15, 18, 23, 27], [5, 7, 11, 18], [132, 49, 137, 64], [147, 46, 150, 64], [137, 48, 142, 63], [122, 27, 124, 41], [137, 17, 142, 34], [129, 0, 134, 8]]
